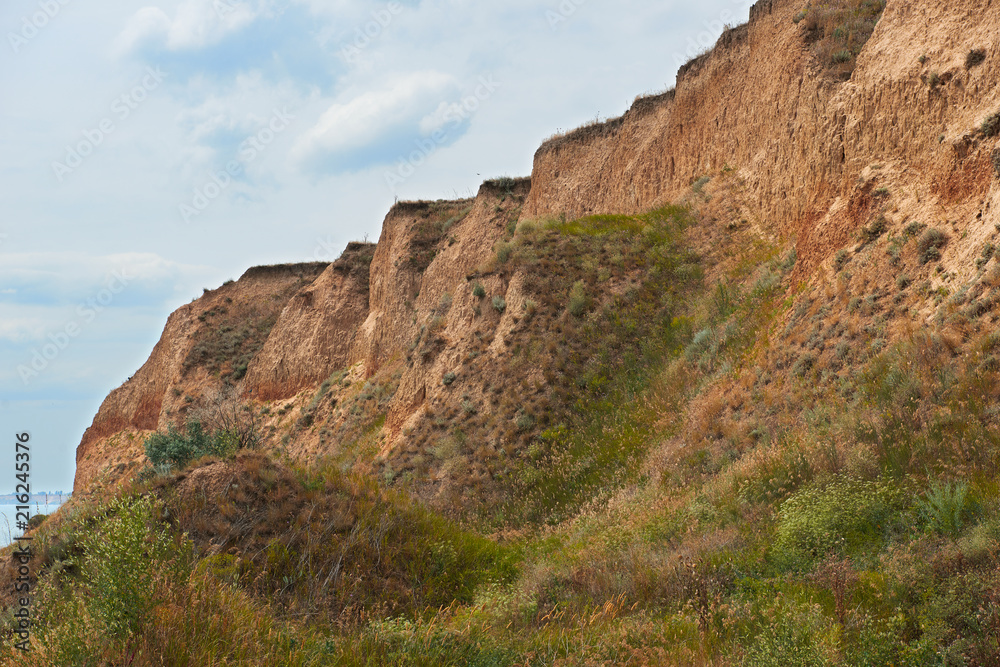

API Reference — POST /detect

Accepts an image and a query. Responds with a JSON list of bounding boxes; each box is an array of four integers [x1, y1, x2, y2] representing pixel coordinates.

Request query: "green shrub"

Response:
[[80, 497, 184, 638], [472, 282, 486, 298], [775, 478, 907, 567], [442, 372, 457, 386], [492, 296, 507, 313], [832, 49, 852, 64], [834, 249, 850, 271], [143, 421, 238, 470], [742, 605, 831, 667], [496, 243, 514, 264], [862, 216, 888, 244], [966, 49, 987, 69]]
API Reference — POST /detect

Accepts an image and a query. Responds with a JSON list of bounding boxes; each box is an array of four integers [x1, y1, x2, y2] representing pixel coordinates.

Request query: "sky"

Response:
[[0, 0, 754, 493]]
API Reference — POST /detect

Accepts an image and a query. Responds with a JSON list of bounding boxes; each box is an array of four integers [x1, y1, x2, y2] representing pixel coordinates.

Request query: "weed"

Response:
[[862, 216, 888, 244], [917, 480, 977, 537], [567, 281, 588, 317]]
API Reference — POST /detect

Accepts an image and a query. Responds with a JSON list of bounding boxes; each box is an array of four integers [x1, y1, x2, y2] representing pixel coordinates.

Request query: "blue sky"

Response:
[[0, 0, 754, 492]]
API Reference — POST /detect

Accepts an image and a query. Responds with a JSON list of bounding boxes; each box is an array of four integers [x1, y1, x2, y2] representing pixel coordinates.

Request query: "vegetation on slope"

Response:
[[4, 183, 1000, 664], [795, 0, 887, 78]]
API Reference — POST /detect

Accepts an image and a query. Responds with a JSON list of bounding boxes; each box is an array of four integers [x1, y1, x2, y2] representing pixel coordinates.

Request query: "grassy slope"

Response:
[[4, 173, 1000, 664]]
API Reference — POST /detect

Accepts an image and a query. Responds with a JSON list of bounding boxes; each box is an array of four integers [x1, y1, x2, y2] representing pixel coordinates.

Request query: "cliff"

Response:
[[73, 0, 1000, 500]]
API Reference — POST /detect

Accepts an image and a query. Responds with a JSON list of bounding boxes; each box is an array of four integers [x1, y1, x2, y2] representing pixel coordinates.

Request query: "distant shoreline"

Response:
[[0, 492, 70, 505]]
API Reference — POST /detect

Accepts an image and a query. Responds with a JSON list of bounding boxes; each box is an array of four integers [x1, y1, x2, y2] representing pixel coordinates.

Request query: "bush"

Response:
[[472, 282, 486, 298], [80, 497, 183, 638], [966, 49, 987, 69], [775, 478, 907, 567], [862, 216, 888, 244], [742, 606, 830, 667], [144, 421, 238, 470], [917, 228, 947, 264], [492, 296, 507, 313], [834, 249, 850, 271], [442, 372, 457, 386], [496, 243, 514, 264], [982, 111, 1000, 137]]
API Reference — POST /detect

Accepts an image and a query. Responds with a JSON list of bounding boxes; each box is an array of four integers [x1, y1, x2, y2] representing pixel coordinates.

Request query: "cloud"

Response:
[[291, 71, 470, 174], [115, 0, 260, 55], [0, 252, 215, 315]]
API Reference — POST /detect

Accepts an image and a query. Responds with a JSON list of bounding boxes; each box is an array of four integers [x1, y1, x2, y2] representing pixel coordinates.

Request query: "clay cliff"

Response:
[[73, 0, 1000, 505]]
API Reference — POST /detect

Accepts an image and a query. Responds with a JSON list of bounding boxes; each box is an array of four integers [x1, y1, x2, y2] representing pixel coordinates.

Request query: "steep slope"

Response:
[[74, 263, 328, 492], [17, 1, 1000, 664], [244, 243, 375, 402], [525, 0, 1000, 275], [73, 0, 1000, 510]]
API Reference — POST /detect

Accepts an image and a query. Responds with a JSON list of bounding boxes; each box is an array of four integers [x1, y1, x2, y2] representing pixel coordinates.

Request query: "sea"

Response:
[[0, 496, 69, 548]]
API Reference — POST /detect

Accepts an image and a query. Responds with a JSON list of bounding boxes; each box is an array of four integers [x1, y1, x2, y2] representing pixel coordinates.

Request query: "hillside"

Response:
[[4, 0, 1000, 663]]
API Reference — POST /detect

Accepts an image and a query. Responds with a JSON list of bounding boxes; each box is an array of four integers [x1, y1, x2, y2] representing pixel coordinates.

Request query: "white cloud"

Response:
[[0, 252, 215, 313], [291, 71, 460, 170], [114, 0, 261, 55]]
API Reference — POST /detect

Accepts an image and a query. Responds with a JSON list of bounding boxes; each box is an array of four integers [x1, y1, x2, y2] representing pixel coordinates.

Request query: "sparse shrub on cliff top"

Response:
[[797, 0, 887, 77]]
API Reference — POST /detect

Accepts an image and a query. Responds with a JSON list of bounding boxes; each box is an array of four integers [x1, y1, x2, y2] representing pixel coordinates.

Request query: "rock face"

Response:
[[73, 0, 1000, 494], [74, 264, 328, 492], [245, 244, 375, 402], [524, 0, 1000, 275]]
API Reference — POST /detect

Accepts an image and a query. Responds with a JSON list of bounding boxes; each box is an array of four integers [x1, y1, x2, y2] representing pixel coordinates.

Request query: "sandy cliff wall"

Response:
[[523, 0, 1000, 273], [73, 0, 1000, 495], [74, 263, 327, 491], [244, 244, 374, 401]]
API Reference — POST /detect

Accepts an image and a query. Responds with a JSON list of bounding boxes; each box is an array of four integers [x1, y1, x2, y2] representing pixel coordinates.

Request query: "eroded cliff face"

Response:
[[524, 0, 1000, 276], [244, 243, 375, 402], [74, 264, 328, 492], [74, 0, 1000, 498]]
